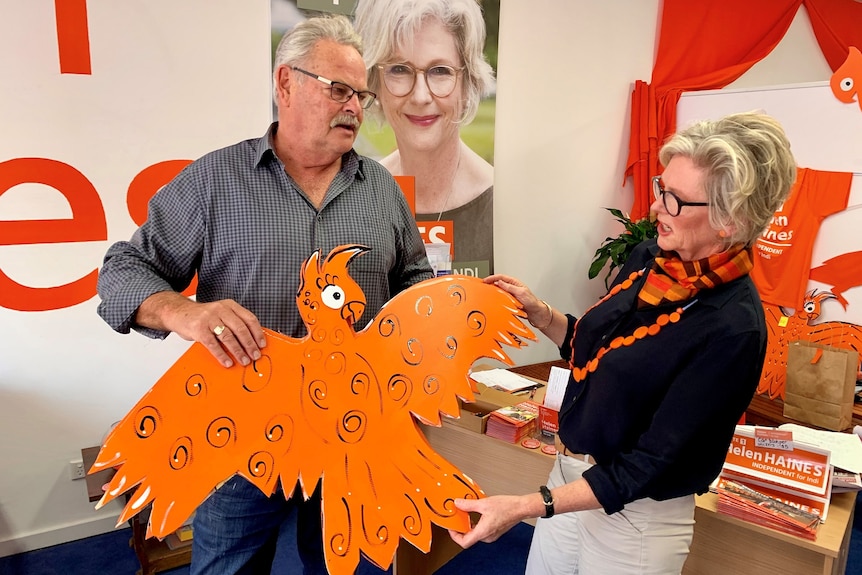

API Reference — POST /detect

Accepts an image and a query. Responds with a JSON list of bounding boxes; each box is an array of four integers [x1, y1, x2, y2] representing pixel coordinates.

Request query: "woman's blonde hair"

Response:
[[659, 111, 797, 247], [354, 0, 495, 125]]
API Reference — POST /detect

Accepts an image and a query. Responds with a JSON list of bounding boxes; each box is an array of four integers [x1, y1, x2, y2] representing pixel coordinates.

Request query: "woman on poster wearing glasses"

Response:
[[354, 0, 496, 273], [449, 112, 797, 574]]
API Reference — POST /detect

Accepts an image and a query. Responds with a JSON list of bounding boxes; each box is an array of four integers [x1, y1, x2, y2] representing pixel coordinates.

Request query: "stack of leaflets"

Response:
[[714, 478, 821, 539], [714, 426, 832, 540], [832, 469, 862, 493], [485, 401, 540, 443]]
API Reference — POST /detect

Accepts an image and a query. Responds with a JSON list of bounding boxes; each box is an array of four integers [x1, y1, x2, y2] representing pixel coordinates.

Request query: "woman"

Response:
[[449, 112, 797, 574], [353, 0, 496, 274]]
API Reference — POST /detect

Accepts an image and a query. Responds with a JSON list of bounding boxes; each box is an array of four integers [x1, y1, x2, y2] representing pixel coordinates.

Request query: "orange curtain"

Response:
[[625, 0, 802, 220], [804, 0, 862, 70], [625, 0, 862, 220]]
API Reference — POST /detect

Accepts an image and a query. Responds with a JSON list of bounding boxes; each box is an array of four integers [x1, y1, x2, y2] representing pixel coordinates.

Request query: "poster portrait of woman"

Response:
[[354, 0, 499, 276]]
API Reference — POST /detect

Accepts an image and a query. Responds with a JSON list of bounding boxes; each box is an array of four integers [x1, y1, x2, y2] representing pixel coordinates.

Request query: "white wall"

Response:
[[0, 0, 837, 557], [493, 2, 833, 366]]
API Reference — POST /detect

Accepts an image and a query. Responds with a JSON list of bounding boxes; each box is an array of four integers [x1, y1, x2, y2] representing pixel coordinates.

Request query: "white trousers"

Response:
[[525, 454, 695, 575]]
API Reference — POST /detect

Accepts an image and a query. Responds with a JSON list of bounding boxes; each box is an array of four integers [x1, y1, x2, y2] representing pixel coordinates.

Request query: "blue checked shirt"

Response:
[[97, 123, 433, 338]]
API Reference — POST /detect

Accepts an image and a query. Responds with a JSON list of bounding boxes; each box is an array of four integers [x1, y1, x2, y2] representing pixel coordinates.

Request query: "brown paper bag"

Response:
[[783, 340, 858, 431]]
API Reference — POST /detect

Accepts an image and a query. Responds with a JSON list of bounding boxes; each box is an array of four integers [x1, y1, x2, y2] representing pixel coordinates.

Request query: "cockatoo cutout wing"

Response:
[[91, 330, 311, 537], [91, 244, 536, 575], [360, 274, 536, 426]]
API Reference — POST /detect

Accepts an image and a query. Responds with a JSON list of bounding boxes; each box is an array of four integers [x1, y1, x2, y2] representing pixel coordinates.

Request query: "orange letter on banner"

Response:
[[127, 160, 192, 226], [416, 221, 454, 257], [393, 175, 415, 216], [55, 0, 92, 75], [127, 160, 198, 296], [0, 158, 106, 311]]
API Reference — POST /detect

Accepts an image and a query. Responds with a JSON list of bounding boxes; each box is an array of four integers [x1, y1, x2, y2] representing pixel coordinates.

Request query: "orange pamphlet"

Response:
[[489, 401, 541, 427], [715, 477, 821, 539], [724, 426, 831, 496], [485, 401, 540, 444], [717, 426, 834, 538]]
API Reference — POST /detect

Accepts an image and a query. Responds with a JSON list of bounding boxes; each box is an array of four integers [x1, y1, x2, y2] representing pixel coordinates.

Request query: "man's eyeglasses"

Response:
[[378, 63, 463, 98], [652, 176, 710, 217], [291, 67, 377, 109]]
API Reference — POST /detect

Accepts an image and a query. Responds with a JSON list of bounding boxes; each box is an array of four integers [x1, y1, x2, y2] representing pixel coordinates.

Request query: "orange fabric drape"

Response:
[[624, 0, 802, 220], [804, 0, 862, 70], [624, 0, 862, 221]]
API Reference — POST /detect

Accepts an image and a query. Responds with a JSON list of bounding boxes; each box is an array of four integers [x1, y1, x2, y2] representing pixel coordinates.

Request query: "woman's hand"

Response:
[[448, 495, 534, 549], [484, 274, 544, 320], [485, 274, 559, 340]]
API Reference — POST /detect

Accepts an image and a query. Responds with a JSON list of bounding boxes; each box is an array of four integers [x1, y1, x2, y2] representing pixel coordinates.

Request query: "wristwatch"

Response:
[[539, 485, 555, 518]]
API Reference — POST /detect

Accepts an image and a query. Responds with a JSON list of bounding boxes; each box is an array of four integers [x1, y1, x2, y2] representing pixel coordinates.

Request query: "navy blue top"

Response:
[[557, 239, 766, 514]]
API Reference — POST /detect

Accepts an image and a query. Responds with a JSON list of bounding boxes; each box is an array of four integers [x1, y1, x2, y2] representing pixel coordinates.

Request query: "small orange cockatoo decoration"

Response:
[[91, 244, 535, 575], [831, 46, 862, 110], [757, 289, 862, 400]]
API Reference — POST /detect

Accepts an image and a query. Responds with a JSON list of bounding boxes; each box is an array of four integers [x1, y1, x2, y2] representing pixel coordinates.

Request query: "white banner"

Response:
[[0, 0, 271, 551]]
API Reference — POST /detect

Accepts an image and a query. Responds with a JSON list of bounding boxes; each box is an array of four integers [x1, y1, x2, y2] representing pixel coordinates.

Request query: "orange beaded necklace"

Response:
[[570, 269, 696, 383], [569, 245, 752, 383]]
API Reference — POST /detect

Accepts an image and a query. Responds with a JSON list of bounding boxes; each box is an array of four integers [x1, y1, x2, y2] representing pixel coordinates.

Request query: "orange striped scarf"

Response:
[[637, 245, 753, 308]]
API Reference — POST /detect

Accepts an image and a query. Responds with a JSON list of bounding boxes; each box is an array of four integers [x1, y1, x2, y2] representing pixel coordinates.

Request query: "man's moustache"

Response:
[[330, 114, 359, 129]]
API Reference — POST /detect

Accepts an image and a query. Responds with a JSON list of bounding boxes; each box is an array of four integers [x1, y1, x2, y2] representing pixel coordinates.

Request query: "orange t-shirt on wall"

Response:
[[750, 167, 852, 310]]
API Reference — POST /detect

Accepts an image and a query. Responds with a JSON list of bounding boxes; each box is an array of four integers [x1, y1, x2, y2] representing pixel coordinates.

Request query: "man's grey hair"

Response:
[[272, 14, 363, 103]]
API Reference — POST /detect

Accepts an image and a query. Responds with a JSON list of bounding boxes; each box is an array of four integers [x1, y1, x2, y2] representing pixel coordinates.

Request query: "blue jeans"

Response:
[[190, 476, 327, 575]]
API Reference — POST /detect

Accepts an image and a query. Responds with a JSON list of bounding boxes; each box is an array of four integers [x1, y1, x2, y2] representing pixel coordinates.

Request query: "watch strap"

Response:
[[539, 484, 555, 519]]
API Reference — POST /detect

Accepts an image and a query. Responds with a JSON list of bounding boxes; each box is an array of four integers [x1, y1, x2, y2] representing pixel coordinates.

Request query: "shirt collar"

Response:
[[254, 121, 365, 181]]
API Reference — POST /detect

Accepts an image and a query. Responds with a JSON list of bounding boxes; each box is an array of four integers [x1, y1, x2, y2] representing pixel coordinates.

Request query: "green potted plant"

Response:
[[588, 208, 657, 289]]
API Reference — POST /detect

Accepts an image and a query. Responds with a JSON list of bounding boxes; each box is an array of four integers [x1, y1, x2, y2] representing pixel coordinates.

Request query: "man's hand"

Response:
[[137, 292, 266, 368]]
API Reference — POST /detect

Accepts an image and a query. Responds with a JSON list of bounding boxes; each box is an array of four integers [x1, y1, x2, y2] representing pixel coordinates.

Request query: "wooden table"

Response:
[[685, 490, 855, 575], [746, 393, 862, 431], [411, 418, 857, 575]]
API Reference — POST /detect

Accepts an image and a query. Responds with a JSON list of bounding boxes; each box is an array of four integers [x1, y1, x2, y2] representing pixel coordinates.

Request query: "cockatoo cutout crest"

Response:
[[91, 244, 535, 574]]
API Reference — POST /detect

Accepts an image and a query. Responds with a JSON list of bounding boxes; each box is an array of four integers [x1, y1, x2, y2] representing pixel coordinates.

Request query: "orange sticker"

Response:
[[521, 437, 541, 449]]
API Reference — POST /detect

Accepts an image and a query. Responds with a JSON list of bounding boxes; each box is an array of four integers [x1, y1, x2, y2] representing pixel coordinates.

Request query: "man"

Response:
[[96, 14, 432, 575]]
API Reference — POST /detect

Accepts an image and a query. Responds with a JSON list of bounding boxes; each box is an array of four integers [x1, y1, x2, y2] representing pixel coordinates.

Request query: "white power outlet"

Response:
[[69, 459, 86, 481]]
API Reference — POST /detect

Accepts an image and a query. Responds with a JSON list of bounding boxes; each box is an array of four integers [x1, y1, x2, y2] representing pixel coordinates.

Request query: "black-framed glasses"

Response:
[[291, 67, 377, 109], [652, 176, 710, 217], [377, 63, 463, 98]]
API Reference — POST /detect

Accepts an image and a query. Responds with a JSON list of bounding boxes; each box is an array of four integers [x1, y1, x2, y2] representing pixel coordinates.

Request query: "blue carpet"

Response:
[[1, 494, 860, 574], [0, 515, 531, 575]]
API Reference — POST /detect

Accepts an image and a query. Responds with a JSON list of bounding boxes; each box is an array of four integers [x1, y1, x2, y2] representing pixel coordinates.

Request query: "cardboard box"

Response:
[[441, 383, 526, 434], [444, 400, 494, 434], [441, 366, 550, 435]]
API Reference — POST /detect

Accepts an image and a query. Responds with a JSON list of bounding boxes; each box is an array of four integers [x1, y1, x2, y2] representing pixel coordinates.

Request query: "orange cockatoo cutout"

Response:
[[90, 244, 535, 575], [830, 46, 862, 110], [757, 289, 862, 400]]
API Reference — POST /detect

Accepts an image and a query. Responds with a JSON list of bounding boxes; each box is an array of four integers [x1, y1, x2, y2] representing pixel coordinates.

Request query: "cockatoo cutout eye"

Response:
[[321, 284, 345, 309], [841, 77, 854, 93]]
